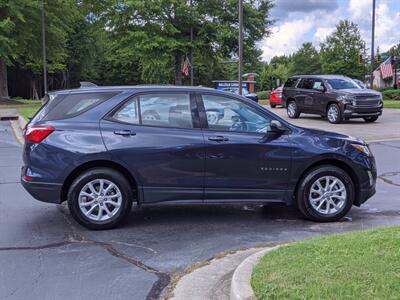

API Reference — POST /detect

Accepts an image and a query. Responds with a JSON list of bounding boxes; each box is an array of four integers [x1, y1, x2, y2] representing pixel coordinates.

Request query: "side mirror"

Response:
[[270, 120, 287, 133]]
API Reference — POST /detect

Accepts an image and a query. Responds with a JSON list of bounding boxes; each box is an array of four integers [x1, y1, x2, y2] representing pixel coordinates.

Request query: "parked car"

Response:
[[269, 86, 283, 108], [22, 86, 376, 229], [282, 75, 383, 124], [222, 87, 259, 102]]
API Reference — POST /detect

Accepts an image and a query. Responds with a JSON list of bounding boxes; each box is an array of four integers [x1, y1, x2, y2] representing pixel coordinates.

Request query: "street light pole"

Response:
[[238, 0, 243, 95], [41, 0, 48, 95], [370, 0, 376, 88]]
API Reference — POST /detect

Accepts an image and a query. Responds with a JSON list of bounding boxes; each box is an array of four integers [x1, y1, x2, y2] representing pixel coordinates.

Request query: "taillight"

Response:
[[24, 126, 55, 143]]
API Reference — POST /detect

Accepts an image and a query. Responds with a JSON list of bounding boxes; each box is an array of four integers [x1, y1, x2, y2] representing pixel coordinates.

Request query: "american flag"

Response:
[[380, 57, 393, 79], [181, 56, 191, 77]]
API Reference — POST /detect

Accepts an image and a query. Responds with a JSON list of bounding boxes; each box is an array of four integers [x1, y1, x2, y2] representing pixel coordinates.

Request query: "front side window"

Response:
[[202, 95, 271, 133], [327, 78, 360, 90]]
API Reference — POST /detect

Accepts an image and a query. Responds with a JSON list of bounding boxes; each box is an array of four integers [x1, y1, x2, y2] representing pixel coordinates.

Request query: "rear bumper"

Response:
[[343, 104, 383, 118], [21, 178, 62, 204]]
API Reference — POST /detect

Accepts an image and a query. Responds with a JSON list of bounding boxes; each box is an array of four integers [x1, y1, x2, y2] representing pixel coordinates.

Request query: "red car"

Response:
[[269, 86, 283, 108]]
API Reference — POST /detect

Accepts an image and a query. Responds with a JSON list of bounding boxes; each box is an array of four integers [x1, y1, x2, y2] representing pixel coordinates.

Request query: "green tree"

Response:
[[259, 62, 289, 91], [0, 0, 78, 99], [291, 42, 321, 75], [320, 20, 367, 79], [85, 0, 272, 85]]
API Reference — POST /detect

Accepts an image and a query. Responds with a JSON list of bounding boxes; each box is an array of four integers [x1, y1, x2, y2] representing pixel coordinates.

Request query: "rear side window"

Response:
[[284, 78, 299, 88], [298, 78, 314, 89], [111, 93, 194, 129], [42, 92, 118, 121]]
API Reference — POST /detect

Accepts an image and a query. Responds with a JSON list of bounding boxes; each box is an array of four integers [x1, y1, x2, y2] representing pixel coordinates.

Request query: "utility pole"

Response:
[[238, 0, 243, 95], [370, 0, 376, 88], [189, 0, 194, 86], [41, 0, 48, 95]]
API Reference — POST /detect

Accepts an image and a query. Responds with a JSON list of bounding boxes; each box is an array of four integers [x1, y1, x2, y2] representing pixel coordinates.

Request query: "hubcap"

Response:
[[328, 106, 338, 122], [287, 102, 296, 117], [309, 176, 347, 215], [78, 179, 122, 221], [143, 114, 157, 121]]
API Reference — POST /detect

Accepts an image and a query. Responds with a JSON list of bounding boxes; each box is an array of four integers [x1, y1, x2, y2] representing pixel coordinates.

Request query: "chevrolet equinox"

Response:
[[22, 86, 376, 229]]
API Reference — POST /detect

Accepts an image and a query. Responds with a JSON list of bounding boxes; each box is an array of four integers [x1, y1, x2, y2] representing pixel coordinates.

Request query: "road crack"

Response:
[[0, 206, 171, 300], [378, 171, 400, 187]]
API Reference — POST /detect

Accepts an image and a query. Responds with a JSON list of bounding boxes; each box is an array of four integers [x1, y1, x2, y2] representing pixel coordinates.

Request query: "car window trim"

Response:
[[104, 91, 201, 130]]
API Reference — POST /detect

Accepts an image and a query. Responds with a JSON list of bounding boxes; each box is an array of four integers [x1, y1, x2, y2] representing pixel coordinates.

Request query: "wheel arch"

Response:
[[294, 158, 360, 203], [60, 160, 140, 204]]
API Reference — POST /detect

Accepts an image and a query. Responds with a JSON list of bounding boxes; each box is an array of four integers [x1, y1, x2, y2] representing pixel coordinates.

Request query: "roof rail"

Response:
[[80, 82, 98, 88]]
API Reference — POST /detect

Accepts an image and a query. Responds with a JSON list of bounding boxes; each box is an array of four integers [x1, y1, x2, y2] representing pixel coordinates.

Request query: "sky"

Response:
[[260, 0, 400, 61]]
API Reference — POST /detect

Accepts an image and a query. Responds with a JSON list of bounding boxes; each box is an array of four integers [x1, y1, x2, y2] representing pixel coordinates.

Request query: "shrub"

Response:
[[382, 89, 400, 101], [256, 90, 271, 100]]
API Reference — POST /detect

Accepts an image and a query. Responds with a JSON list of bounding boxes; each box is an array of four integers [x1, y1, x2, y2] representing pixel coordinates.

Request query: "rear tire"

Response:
[[364, 116, 379, 123], [67, 168, 134, 230], [287, 100, 300, 118], [296, 165, 354, 222], [327, 103, 342, 124]]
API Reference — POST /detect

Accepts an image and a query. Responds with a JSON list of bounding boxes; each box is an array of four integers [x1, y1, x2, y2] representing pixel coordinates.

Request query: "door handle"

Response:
[[208, 136, 229, 142], [113, 130, 136, 136]]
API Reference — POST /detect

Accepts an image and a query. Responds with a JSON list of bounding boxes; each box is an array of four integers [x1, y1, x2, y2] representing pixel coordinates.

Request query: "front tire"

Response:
[[67, 168, 134, 230], [327, 103, 342, 124], [287, 100, 300, 118], [296, 165, 354, 222], [364, 116, 379, 123]]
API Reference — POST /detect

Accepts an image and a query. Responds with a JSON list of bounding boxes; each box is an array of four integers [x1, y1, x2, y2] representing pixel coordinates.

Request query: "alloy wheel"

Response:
[[308, 176, 347, 215], [78, 179, 122, 221], [287, 102, 296, 117], [327, 105, 339, 123]]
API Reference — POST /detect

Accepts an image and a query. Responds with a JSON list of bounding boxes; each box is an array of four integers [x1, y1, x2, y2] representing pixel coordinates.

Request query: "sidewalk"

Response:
[[168, 247, 275, 300]]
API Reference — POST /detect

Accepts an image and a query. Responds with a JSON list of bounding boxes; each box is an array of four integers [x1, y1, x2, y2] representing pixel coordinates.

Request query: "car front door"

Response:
[[100, 92, 205, 203], [199, 94, 293, 201]]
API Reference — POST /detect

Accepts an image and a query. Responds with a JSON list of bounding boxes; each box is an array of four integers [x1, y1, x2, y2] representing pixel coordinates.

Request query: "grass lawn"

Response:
[[383, 100, 400, 109], [0, 99, 42, 120], [252, 227, 400, 300]]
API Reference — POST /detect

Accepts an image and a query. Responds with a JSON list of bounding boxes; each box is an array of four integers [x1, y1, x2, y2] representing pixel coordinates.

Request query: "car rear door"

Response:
[[100, 92, 205, 203], [296, 78, 315, 112], [198, 93, 293, 201]]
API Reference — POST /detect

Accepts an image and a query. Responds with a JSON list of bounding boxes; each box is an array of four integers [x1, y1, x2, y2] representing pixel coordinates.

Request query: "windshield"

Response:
[[326, 78, 361, 90]]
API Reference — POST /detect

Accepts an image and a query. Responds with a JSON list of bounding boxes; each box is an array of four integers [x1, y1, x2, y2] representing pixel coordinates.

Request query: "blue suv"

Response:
[[22, 86, 376, 229]]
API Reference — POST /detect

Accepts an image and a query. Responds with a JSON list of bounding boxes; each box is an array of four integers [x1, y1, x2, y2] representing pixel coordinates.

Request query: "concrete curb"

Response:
[[230, 246, 279, 300]]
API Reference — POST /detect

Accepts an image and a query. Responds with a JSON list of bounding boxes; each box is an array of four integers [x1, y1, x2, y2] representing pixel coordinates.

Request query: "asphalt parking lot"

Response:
[[1, 117, 400, 300], [270, 106, 400, 141]]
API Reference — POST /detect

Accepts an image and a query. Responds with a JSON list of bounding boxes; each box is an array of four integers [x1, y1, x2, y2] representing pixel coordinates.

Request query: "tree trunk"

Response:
[[174, 53, 183, 85], [31, 78, 39, 100], [0, 59, 9, 100]]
